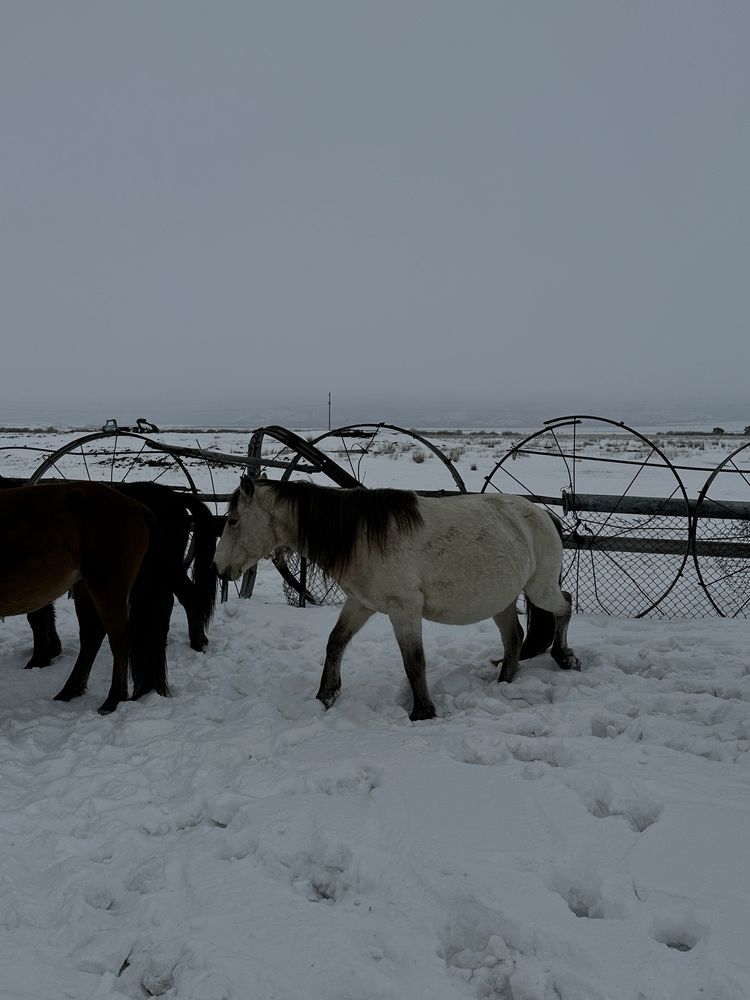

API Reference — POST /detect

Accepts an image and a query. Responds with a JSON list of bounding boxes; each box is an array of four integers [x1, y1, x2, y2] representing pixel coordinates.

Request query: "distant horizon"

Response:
[[0, 393, 747, 434]]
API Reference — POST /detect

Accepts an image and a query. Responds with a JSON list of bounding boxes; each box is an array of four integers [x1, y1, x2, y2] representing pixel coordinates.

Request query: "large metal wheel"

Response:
[[29, 430, 198, 492], [28, 430, 209, 588], [249, 424, 467, 607], [481, 415, 692, 617], [692, 440, 750, 617], [285, 423, 467, 493]]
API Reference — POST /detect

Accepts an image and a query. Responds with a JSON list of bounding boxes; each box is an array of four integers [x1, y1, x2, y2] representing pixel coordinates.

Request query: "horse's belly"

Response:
[[421, 579, 519, 626], [341, 533, 531, 624], [422, 602, 510, 626], [0, 570, 80, 617]]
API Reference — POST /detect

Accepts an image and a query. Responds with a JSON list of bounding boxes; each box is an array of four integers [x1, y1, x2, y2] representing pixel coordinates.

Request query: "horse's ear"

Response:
[[240, 475, 255, 498]]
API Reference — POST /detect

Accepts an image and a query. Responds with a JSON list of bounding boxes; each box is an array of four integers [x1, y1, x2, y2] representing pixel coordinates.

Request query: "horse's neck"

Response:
[[261, 489, 301, 551]]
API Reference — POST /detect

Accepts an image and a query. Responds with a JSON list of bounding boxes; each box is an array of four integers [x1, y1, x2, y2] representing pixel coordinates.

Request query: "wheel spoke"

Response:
[[693, 439, 750, 618], [48, 460, 70, 481], [119, 440, 149, 483], [484, 417, 690, 617]]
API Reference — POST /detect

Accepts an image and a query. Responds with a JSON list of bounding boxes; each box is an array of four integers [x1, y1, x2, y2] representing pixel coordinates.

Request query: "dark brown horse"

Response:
[[0, 481, 173, 713], [0, 478, 218, 667]]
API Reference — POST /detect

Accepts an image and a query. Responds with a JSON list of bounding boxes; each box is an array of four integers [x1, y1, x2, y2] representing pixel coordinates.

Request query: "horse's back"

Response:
[[475, 492, 563, 545], [115, 481, 187, 523], [0, 482, 152, 615], [0, 479, 150, 527], [340, 492, 560, 626], [417, 492, 559, 554]]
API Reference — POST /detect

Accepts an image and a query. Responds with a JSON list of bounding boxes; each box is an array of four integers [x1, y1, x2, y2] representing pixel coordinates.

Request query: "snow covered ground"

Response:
[[1, 427, 750, 999]]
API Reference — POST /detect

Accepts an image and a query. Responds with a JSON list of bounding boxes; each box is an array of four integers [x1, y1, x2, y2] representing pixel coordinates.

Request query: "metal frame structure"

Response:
[[6, 415, 749, 618]]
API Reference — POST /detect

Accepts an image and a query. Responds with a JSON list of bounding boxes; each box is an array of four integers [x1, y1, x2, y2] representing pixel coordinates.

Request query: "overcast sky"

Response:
[[1, 2, 748, 424]]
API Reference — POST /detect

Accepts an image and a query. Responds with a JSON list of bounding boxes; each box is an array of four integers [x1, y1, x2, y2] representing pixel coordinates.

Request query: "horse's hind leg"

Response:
[[26, 604, 62, 669], [96, 613, 131, 713], [173, 572, 208, 651], [317, 598, 374, 709], [494, 602, 524, 683], [550, 590, 580, 672], [525, 574, 580, 673], [82, 582, 132, 714], [54, 585, 106, 702]]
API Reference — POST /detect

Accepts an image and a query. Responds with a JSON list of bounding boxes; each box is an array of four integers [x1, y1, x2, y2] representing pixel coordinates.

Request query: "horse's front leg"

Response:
[[388, 609, 436, 721], [317, 598, 375, 709], [26, 604, 62, 669]]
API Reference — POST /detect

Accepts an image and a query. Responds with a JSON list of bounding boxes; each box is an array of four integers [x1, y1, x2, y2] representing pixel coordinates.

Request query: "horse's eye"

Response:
[[228, 517, 239, 527]]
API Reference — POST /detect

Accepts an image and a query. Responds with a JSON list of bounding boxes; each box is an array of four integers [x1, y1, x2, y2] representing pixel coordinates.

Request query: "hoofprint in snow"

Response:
[[0, 432, 748, 999]]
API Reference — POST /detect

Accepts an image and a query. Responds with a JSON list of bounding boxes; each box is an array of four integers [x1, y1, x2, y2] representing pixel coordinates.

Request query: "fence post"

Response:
[[238, 429, 265, 599]]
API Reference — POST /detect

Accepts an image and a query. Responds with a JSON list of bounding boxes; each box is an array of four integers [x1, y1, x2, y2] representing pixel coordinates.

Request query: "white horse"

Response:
[[214, 477, 579, 721]]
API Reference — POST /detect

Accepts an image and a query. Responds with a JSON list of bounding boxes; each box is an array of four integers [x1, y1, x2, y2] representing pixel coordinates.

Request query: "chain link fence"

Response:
[[279, 508, 749, 619], [275, 420, 750, 620]]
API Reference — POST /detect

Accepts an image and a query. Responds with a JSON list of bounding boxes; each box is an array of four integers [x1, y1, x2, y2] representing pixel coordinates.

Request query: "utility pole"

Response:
[[328, 391, 331, 430]]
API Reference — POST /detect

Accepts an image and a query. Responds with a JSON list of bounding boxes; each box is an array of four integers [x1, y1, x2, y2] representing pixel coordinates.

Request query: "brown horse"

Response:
[[0, 481, 172, 713], [0, 477, 218, 666]]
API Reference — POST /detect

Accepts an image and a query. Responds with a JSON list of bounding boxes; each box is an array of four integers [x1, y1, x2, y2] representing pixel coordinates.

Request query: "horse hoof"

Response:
[[498, 660, 518, 683], [97, 699, 122, 715], [316, 689, 339, 711], [54, 687, 83, 702], [409, 705, 437, 722]]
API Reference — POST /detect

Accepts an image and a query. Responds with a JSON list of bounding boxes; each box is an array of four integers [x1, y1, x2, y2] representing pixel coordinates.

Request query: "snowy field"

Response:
[[1, 426, 750, 999]]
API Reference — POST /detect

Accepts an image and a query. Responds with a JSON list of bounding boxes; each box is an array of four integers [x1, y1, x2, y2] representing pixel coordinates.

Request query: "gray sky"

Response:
[[1, 1, 748, 424]]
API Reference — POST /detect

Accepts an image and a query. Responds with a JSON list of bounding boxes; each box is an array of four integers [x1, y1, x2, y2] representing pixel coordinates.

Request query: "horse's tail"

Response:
[[182, 494, 218, 634], [129, 513, 173, 699], [519, 600, 556, 660], [520, 510, 565, 661]]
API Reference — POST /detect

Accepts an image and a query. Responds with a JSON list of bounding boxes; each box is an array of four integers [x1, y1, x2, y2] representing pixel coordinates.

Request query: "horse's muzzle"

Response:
[[214, 563, 243, 583]]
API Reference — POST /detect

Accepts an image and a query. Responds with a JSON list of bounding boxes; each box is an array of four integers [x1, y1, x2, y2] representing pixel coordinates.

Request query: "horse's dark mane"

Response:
[[236, 480, 424, 574]]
